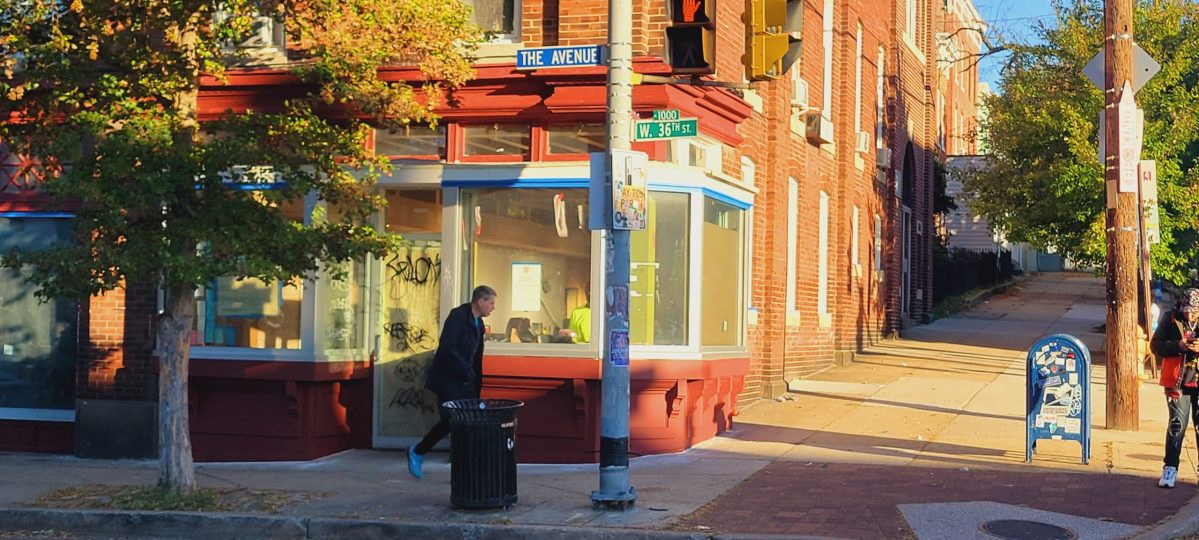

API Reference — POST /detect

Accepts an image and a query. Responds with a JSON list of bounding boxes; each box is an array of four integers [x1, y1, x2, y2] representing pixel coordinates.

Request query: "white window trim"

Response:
[[822, 0, 834, 120], [786, 178, 799, 313], [874, 213, 884, 279], [817, 191, 830, 321], [876, 46, 886, 148], [741, 156, 756, 188], [854, 23, 863, 135], [190, 192, 326, 362], [852, 205, 860, 267]]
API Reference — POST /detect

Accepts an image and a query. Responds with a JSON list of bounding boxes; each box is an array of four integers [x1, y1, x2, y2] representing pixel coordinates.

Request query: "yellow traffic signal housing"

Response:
[[742, 0, 802, 81], [666, 0, 717, 74]]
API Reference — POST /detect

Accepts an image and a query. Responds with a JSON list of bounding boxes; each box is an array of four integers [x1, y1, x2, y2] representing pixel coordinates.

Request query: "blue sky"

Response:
[[972, 0, 1056, 90]]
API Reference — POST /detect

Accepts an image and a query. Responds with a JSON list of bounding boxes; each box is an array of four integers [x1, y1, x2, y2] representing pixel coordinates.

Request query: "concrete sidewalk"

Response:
[[1, 272, 1196, 539]]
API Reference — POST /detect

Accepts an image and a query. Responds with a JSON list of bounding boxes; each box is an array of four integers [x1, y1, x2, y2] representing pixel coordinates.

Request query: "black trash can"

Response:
[[443, 398, 523, 509]]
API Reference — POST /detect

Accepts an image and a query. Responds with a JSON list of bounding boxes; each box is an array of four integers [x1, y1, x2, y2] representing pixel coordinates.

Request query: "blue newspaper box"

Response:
[[1026, 334, 1091, 464]]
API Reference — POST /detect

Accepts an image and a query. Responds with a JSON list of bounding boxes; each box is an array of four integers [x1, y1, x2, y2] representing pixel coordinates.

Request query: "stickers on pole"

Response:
[[610, 149, 647, 231], [609, 330, 629, 367], [1026, 334, 1091, 464]]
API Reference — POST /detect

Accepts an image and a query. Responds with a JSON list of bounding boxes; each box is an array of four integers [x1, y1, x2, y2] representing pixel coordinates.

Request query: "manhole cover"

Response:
[[980, 519, 1077, 540]]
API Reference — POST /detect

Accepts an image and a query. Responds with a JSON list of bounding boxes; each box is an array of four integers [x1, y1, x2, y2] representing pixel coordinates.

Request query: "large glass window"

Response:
[[0, 217, 77, 411], [462, 0, 517, 36], [464, 188, 591, 345], [631, 191, 689, 346], [321, 259, 365, 352], [701, 199, 744, 346], [547, 123, 605, 155], [385, 190, 442, 235], [193, 199, 305, 349], [375, 125, 446, 159], [463, 124, 530, 157]]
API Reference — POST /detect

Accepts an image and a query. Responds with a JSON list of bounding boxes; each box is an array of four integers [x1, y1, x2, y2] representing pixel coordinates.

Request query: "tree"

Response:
[[0, 0, 481, 492], [959, 0, 1199, 285]]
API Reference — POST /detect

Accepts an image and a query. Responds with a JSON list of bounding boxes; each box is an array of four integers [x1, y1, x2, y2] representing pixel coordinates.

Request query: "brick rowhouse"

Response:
[[1, 0, 981, 461]]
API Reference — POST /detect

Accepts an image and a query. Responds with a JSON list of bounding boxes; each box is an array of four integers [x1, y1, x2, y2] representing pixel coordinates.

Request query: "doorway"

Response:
[[373, 189, 443, 449], [902, 207, 912, 319]]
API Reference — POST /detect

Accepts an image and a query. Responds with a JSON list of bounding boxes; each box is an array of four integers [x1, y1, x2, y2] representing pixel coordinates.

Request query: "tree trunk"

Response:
[[158, 284, 197, 493]]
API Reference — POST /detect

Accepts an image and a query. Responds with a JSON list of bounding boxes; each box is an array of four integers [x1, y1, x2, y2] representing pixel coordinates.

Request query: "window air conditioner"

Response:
[[239, 15, 285, 50], [855, 131, 871, 154], [791, 79, 810, 108], [803, 110, 833, 145], [876, 146, 892, 168]]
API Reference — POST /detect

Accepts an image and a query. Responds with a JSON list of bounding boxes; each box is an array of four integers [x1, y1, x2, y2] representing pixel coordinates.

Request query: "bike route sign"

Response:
[[1026, 333, 1091, 464]]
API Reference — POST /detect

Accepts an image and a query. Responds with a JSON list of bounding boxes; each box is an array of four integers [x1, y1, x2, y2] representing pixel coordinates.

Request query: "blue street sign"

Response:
[[516, 45, 605, 70]]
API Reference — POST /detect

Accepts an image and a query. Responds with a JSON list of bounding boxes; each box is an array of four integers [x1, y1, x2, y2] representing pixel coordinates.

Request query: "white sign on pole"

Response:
[[1117, 82, 1138, 193], [1140, 160, 1160, 244], [610, 149, 648, 231], [1083, 43, 1161, 93]]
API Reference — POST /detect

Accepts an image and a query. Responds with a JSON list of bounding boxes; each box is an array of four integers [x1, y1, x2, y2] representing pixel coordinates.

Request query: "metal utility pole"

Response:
[[591, 0, 637, 509], [1103, 0, 1139, 430]]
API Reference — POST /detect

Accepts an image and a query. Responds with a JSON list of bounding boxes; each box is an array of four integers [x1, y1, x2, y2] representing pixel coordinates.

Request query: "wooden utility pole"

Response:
[[1104, 0, 1139, 430]]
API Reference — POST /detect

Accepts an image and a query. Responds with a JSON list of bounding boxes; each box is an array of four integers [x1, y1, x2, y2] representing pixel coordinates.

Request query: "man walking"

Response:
[[408, 285, 497, 479]]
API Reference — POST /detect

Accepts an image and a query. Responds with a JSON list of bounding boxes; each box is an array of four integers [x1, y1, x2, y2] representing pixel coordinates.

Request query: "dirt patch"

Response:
[[28, 484, 326, 514]]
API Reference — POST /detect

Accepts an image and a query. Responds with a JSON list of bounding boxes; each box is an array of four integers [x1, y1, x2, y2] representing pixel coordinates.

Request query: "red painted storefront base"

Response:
[[483, 355, 748, 463], [0, 419, 74, 454], [3, 355, 746, 463], [188, 359, 374, 462]]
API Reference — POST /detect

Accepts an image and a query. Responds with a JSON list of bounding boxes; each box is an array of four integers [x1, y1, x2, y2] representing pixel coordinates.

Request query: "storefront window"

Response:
[[547, 123, 605, 155], [375, 125, 446, 159], [322, 259, 365, 351], [701, 198, 744, 346], [0, 216, 77, 411], [193, 198, 305, 349], [463, 124, 530, 157], [631, 191, 689, 345], [384, 189, 442, 235], [464, 188, 591, 345]]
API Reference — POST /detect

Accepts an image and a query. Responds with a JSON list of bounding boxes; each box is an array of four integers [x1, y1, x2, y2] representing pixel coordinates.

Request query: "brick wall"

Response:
[[78, 283, 157, 402]]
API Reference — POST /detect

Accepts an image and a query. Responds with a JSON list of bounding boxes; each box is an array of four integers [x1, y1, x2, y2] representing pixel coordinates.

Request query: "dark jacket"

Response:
[[425, 303, 485, 401], [1152, 309, 1196, 388]]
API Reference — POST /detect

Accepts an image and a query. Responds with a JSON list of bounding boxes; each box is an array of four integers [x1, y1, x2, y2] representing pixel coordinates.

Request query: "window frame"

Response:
[[0, 212, 78, 421], [456, 123, 533, 163], [786, 177, 798, 313], [189, 192, 364, 363], [372, 125, 448, 162], [464, 0, 522, 43], [542, 122, 607, 162]]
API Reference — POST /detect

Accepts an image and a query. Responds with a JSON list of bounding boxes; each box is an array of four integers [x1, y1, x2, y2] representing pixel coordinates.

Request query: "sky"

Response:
[[971, 0, 1057, 91]]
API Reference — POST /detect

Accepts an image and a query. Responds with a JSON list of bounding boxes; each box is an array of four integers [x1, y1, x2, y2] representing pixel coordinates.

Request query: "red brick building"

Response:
[[0, 0, 979, 462]]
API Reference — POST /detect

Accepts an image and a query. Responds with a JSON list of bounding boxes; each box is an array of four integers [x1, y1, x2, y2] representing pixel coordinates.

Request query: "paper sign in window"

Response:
[[511, 263, 542, 312]]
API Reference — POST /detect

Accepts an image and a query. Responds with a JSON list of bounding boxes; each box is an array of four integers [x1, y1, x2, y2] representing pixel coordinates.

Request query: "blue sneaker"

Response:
[[407, 447, 423, 479]]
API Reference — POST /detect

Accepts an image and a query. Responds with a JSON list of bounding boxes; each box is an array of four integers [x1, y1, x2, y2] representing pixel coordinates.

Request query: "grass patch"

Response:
[[30, 485, 323, 514], [932, 291, 976, 319]]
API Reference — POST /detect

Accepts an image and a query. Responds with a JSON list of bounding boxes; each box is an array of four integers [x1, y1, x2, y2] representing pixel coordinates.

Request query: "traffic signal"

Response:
[[666, 0, 716, 75], [742, 0, 802, 81]]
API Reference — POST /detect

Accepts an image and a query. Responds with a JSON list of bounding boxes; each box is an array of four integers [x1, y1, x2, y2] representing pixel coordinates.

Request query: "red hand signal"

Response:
[[682, 0, 701, 22]]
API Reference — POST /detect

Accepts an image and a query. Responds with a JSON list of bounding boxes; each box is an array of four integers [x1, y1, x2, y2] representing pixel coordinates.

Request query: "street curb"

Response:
[[0, 507, 839, 540], [1125, 490, 1199, 540]]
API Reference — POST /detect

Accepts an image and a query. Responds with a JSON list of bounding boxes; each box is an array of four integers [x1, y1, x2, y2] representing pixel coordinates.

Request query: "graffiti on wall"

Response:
[[377, 244, 443, 440], [386, 252, 441, 288]]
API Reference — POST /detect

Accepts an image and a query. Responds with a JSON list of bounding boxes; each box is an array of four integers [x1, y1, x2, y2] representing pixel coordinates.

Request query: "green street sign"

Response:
[[652, 109, 681, 121], [634, 118, 698, 141]]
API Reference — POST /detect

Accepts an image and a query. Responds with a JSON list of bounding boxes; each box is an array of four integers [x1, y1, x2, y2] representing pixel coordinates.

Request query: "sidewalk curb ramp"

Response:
[[1126, 491, 1199, 540], [0, 507, 838, 540]]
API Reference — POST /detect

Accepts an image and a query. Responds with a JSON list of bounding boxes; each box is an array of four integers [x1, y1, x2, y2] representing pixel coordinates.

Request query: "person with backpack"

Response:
[[1151, 287, 1199, 488]]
